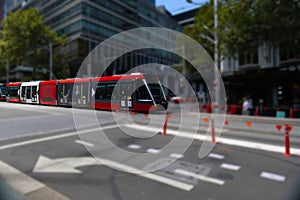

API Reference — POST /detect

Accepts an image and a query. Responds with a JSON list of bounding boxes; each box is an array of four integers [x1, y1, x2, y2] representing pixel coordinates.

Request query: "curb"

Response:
[[0, 161, 70, 200]]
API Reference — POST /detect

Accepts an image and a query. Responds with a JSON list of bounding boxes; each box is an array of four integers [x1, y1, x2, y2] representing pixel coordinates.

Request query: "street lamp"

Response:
[[186, 0, 221, 110]]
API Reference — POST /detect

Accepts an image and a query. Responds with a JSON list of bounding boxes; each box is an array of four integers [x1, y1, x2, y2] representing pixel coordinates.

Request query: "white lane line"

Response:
[[220, 163, 241, 171], [174, 169, 225, 186], [147, 148, 161, 154], [260, 171, 286, 182], [124, 124, 300, 156], [0, 125, 119, 150], [75, 140, 95, 147], [99, 158, 194, 191], [169, 153, 184, 159], [208, 153, 225, 160], [128, 144, 141, 149]]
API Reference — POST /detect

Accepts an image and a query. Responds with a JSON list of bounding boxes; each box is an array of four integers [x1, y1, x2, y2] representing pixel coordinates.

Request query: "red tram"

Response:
[[4, 73, 168, 112], [92, 74, 168, 111], [6, 82, 21, 103], [0, 84, 6, 101]]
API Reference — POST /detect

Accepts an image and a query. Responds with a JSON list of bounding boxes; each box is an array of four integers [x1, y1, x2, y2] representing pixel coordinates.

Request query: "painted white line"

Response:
[[0, 160, 44, 194], [128, 144, 141, 149], [220, 163, 241, 171], [124, 124, 300, 156], [32, 155, 193, 191], [260, 171, 286, 182], [208, 153, 225, 160], [0, 160, 70, 199], [147, 148, 161, 154], [0, 125, 119, 150], [75, 140, 95, 147], [98, 158, 194, 191], [169, 153, 184, 159], [174, 169, 225, 186]]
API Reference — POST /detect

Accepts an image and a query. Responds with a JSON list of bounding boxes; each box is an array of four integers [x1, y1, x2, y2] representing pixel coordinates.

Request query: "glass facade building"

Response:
[[11, 0, 180, 77]]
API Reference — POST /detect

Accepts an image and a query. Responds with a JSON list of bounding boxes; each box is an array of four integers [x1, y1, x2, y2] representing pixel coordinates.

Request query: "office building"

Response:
[[8, 0, 180, 78]]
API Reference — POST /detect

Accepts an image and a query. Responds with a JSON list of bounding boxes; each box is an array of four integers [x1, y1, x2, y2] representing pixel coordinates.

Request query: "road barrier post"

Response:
[[162, 114, 171, 136], [290, 107, 293, 119], [284, 124, 293, 157], [211, 118, 216, 144]]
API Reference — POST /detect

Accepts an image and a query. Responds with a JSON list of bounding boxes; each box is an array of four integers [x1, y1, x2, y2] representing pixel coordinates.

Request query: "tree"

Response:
[[0, 8, 66, 80], [219, 0, 300, 61], [184, 0, 300, 64]]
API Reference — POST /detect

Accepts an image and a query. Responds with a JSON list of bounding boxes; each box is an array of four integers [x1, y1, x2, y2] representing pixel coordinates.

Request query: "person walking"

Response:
[[242, 97, 250, 115]]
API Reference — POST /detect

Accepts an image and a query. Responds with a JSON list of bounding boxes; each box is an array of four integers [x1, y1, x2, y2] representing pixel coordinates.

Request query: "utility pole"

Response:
[[6, 57, 9, 83], [186, 0, 221, 111], [49, 42, 53, 80]]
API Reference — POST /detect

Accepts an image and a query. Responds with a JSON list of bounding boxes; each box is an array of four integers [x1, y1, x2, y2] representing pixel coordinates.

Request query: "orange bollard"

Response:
[[284, 124, 293, 157], [290, 107, 293, 119], [163, 115, 168, 136], [211, 118, 216, 144], [255, 106, 259, 116]]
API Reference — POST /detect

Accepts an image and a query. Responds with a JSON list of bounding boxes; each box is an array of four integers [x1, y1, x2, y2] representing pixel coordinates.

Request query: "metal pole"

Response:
[[214, 0, 221, 112], [88, 39, 92, 77], [49, 42, 53, 80], [6, 57, 9, 83]]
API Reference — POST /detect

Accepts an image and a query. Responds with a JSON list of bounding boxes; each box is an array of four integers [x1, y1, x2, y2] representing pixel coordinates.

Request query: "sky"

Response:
[[155, 0, 209, 15]]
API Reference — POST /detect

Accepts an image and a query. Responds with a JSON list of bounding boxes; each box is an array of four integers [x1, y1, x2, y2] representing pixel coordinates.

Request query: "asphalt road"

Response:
[[0, 102, 300, 200]]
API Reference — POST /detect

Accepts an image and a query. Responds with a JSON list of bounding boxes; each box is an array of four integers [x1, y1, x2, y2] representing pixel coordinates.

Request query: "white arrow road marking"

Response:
[[33, 156, 100, 174], [260, 171, 286, 182], [92, 88, 95, 97], [75, 140, 95, 147], [33, 155, 194, 191], [174, 169, 225, 186]]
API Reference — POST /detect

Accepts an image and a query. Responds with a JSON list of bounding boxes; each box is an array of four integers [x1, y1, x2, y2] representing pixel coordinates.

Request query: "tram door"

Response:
[[120, 82, 133, 109], [74, 83, 89, 107]]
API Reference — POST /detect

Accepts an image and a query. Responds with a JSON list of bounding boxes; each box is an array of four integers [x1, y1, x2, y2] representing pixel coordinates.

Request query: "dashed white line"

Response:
[[128, 144, 141, 149], [260, 171, 286, 182], [208, 153, 225, 160], [170, 153, 184, 159], [174, 169, 225, 186], [220, 163, 241, 171], [75, 140, 95, 147], [147, 148, 161, 154]]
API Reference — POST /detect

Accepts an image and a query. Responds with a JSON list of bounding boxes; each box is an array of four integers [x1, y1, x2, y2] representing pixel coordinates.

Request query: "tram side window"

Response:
[[21, 87, 26, 98], [32, 86, 37, 98], [26, 87, 31, 99], [95, 82, 117, 101], [95, 83, 106, 101], [65, 84, 73, 101], [136, 85, 151, 101], [107, 82, 117, 101]]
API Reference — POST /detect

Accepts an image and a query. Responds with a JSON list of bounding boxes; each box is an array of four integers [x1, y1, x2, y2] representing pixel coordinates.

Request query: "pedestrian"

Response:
[[242, 97, 250, 115]]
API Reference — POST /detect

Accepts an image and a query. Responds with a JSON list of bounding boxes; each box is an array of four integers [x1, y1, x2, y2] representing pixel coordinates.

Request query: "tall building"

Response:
[[10, 0, 180, 77], [1, 0, 21, 21]]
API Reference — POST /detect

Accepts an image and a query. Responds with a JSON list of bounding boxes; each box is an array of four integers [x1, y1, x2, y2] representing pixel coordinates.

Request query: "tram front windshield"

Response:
[[0, 86, 6, 96], [7, 87, 19, 97], [144, 75, 165, 101]]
